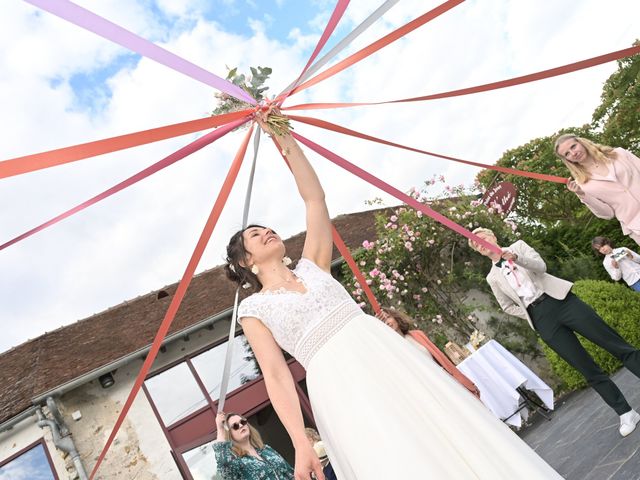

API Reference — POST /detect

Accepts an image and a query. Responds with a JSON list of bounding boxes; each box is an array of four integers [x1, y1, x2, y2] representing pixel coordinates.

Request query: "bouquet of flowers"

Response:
[[212, 66, 292, 135]]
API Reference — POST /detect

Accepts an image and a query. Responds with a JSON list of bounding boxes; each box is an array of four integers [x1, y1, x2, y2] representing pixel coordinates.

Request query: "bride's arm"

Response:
[[242, 317, 325, 480], [261, 118, 333, 271]]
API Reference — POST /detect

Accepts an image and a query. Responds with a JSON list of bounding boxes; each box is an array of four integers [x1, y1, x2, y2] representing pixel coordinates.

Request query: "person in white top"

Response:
[[592, 236, 640, 291], [469, 227, 640, 437]]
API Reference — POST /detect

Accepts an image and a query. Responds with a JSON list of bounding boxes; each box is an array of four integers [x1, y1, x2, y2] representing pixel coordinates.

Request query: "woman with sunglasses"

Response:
[[224, 110, 562, 480], [213, 412, 294, 480]]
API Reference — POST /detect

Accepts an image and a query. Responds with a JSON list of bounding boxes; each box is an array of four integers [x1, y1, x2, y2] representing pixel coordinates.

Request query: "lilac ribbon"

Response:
[[26, 0, 256, 104]]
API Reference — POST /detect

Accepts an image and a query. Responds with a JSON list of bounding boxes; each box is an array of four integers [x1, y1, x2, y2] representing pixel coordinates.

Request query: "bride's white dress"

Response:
[[238, 258, 562, 479]]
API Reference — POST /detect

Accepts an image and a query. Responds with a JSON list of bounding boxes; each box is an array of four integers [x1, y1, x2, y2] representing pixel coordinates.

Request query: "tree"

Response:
[[475, 126, 596, 226], [340, 176, 518, 341], [592, 41, 640, 151]]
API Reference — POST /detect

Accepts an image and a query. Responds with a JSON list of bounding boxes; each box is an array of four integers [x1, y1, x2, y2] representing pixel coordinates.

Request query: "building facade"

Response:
[[0, 210, 378, 479]]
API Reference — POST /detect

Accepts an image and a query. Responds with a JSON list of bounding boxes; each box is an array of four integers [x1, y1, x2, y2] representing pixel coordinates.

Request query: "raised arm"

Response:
[[242, 317, 325, 480], [510, 240, 547, 273], [259, 113, 333, 271]]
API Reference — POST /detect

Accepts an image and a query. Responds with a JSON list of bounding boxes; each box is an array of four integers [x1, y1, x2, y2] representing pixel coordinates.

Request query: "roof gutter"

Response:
[[0, 406, 39, 435], [4, 256, 347, 433], [31, 306, 234, 405]]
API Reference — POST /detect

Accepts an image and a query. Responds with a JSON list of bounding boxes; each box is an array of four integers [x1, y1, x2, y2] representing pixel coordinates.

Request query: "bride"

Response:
[[224, 111, 562, 480]]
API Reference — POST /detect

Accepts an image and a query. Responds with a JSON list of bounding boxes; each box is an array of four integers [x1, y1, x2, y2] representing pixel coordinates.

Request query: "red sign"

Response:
[[482, 182, 517, 214]]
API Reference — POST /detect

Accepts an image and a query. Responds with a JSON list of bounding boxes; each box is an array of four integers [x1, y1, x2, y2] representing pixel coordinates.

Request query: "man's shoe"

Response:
[[619, 409, 640, 437]]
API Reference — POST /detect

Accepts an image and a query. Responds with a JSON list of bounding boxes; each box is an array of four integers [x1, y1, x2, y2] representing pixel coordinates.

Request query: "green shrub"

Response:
[[541, 280, 640, 390]]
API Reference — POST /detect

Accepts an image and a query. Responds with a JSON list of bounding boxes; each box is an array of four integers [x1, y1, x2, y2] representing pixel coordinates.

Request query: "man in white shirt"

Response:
[[469, 227, 640, 437], [592, 236, 640, 291]]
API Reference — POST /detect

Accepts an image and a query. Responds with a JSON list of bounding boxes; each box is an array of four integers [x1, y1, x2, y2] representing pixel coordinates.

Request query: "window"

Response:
[[0, 441, 58, 480], [182, 440, 221, 480], [144, 335, 260, 427], [191, 335, 260, 401], [145, 362, 208, 425]]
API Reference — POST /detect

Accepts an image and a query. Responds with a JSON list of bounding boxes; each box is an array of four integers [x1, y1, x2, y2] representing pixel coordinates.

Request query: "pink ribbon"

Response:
[[292, 132, 502, 255], [26, 0, 256, 104], [0, 116, 250, 251]]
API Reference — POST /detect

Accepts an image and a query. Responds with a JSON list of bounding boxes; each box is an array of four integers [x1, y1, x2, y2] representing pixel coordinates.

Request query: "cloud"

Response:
[[1, 0, 639, 351]]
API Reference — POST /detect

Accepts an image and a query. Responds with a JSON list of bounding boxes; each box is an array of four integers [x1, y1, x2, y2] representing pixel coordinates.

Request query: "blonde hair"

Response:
[[468, 227, 496, 251], [553, 134, 617, 184], [224, 413, 265, 457], [380, 307, 415, 335], [305, 427, 321, 443]]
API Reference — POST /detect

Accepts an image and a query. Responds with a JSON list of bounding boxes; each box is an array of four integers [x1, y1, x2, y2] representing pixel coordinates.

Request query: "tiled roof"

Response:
[[0, 207, 388, 425]]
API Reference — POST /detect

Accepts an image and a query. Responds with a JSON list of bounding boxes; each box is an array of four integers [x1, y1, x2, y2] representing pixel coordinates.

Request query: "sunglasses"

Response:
[[228, 418, 248, 431]]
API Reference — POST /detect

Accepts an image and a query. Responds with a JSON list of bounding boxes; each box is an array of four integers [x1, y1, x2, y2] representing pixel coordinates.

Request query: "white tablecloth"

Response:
[[457, 340, 554, 427]]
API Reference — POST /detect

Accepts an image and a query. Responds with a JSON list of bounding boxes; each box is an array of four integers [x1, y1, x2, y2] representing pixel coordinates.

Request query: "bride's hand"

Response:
[[294, 443, 325, 480]]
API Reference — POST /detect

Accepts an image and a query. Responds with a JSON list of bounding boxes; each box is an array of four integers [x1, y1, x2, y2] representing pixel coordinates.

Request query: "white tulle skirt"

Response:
[[306, 314, 562, 479]]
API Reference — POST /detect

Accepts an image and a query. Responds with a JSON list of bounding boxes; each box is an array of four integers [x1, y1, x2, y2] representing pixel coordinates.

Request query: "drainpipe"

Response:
[[37, 397, 88, 480]]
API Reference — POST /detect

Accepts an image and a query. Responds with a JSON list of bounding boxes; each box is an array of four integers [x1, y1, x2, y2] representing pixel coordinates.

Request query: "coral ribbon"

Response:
[[89, 124, 255, 480], [292, 132, 502, 255], [26, 0, 256, 104], [286, 0, 464, 98], [0, 109, 251, 179], [331, 225, 381, 314], [0, 116, 251, 251], [289, 115, 567, 183], [285, 45, 640, 110]]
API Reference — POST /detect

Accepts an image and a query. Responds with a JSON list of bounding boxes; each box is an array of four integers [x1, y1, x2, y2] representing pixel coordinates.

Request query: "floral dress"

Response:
[[212, 441, 294, 480]]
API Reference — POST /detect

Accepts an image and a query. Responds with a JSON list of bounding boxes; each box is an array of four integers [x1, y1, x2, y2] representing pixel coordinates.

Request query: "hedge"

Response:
[[540, 279, 640, 390]]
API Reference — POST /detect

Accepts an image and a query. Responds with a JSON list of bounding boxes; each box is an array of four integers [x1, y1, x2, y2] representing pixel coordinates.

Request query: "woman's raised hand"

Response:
[[215, 412, 226, 431]]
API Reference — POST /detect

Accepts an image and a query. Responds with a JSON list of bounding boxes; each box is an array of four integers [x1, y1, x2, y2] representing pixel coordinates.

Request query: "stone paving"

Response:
[[520, 369, 640, 480]]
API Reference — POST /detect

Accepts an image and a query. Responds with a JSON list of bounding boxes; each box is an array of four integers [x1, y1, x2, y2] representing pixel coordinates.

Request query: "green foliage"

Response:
[[487, 315, 541, 359], [540, 280, 640, 390], [592, 41, 640, 151], [340, 176, 519, 339], [476, 45, 640, 282], [212, 66, 273, 116], [476, 126, 597, 226]]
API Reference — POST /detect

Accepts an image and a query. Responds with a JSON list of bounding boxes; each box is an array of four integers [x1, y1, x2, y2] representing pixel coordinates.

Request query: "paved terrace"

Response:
[[521, 369, 640, 480]]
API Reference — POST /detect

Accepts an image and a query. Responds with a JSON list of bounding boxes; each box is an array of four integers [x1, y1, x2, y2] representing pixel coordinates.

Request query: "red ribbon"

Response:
[[285, 45, 640, 111], [278, 0, 350, 102], [89, 124, 255, 479], [289, 114, 567, 184], [0, 109, 252, 180], [331, 225, 381, 314], [0, 116, 251, 251]]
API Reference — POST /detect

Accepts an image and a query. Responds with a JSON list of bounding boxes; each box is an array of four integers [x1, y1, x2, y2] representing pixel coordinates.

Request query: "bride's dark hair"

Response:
[[224, 224, 266, 292]]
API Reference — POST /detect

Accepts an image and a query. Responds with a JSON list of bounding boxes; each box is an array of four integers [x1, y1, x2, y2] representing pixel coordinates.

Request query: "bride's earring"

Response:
[[251, 264, 260, 275], [282, 256, 292, 266]]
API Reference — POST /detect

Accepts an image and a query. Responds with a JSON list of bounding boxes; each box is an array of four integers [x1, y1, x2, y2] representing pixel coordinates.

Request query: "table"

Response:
[[457, 340, 554, 427]]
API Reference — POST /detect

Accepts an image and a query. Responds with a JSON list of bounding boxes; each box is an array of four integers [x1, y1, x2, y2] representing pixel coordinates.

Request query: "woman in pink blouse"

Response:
[[555, 134, 640, 245]]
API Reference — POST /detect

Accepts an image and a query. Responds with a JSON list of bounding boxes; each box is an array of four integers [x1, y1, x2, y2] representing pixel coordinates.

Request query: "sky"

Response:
[[0, 0, 639, 353]]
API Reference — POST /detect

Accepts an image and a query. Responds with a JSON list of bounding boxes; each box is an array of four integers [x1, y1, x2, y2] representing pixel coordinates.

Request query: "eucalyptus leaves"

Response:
[[212, 66, 292, 135]]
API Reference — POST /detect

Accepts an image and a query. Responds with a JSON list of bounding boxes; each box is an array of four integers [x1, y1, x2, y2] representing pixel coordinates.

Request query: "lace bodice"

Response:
[[238, 258, 363, 367]]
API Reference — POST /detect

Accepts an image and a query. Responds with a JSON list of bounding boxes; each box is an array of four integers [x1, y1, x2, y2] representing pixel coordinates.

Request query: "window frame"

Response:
[[0, 438, 59, 480]]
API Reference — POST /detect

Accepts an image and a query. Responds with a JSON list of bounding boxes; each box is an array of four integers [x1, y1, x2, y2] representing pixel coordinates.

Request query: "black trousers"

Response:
[[529, 292, 640, 415]]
